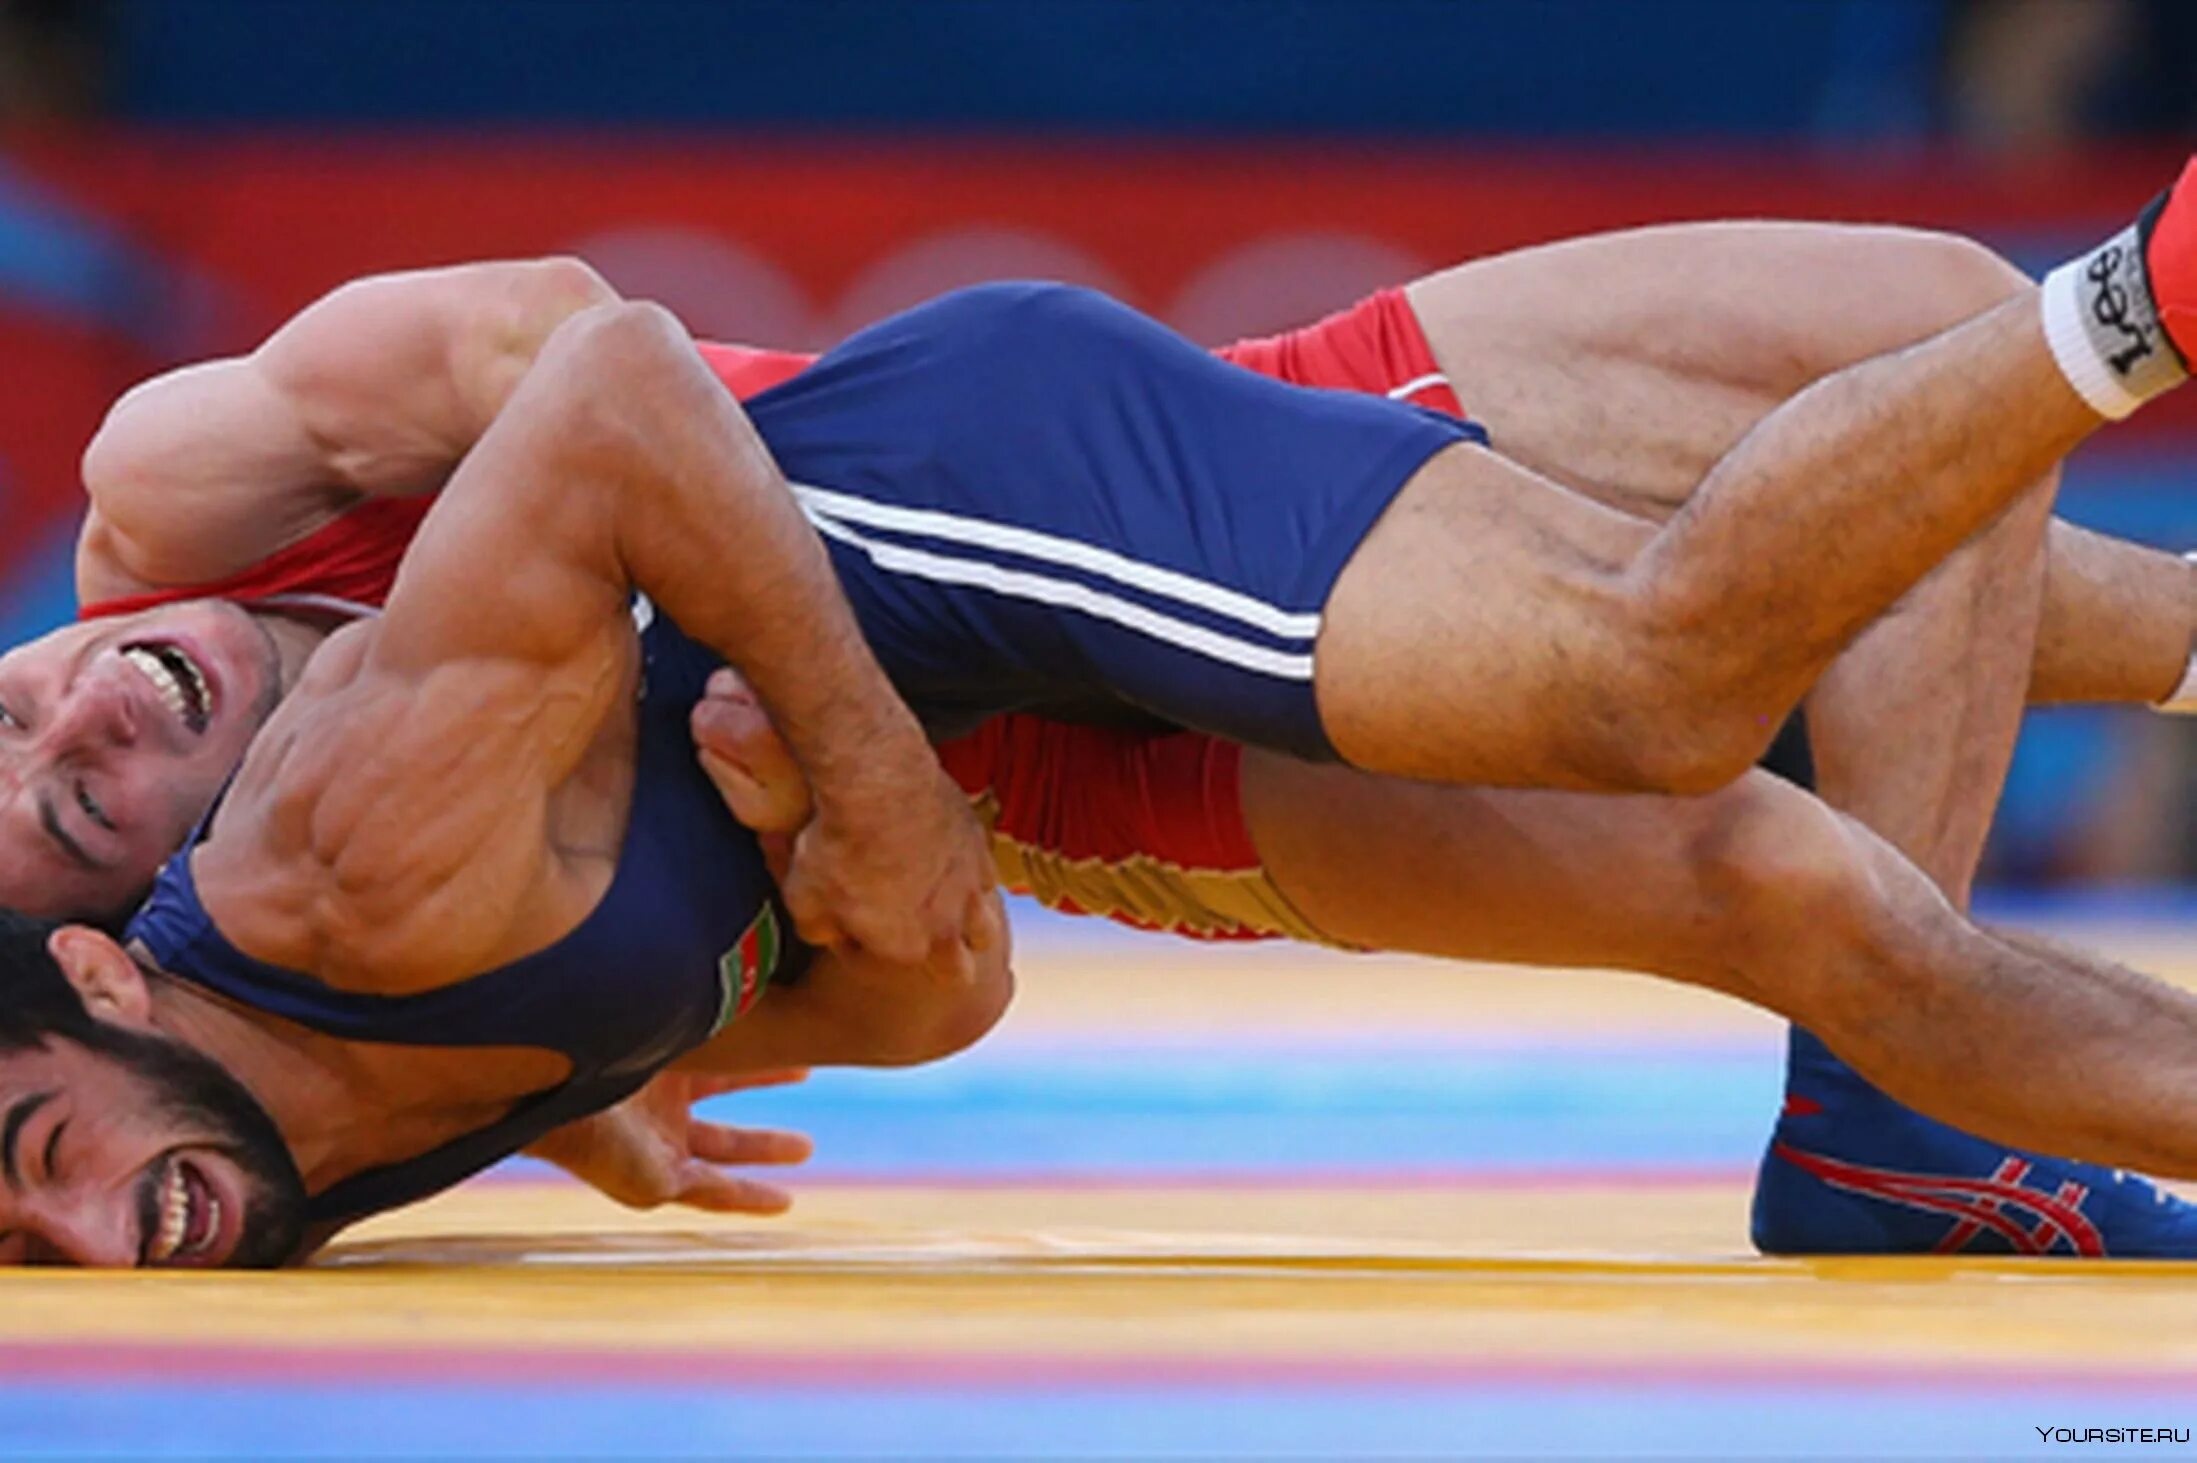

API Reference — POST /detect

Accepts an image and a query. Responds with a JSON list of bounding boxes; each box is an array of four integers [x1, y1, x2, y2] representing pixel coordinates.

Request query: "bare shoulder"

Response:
[[192, 618, 633, 996]]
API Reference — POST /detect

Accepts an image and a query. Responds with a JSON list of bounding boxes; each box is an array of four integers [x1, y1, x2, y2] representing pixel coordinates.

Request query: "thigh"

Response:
[[1406, 221, 2026, 518], [1313, 440, 1658, 788]]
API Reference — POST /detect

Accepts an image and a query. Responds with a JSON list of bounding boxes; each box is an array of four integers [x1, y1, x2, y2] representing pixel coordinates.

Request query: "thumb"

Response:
[[694, 700, 813, 834], [698, 747, 788, 833]]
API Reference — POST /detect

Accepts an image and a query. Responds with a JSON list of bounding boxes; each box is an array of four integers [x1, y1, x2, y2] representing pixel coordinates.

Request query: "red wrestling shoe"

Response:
[[2140, 155, 2197, 368]]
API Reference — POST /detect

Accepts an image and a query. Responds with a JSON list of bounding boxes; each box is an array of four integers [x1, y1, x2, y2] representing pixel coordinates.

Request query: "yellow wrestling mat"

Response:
[[7, 920, 2197, 1456]]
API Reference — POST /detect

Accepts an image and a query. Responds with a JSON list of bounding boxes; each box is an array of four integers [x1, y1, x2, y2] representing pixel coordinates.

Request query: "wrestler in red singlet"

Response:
[[83, 290, 1462, 945]]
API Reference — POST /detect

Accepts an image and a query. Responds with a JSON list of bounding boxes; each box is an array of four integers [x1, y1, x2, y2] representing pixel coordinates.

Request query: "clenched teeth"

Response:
[[152, 1163, 187, 1262], [148, 1161, 221, 1265], [119, 644, 210, 734]]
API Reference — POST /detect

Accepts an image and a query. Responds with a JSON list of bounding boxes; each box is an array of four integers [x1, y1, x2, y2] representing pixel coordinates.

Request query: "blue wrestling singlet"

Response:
[[743, 282, 1484, 761], [126, 611, 808, 1228]]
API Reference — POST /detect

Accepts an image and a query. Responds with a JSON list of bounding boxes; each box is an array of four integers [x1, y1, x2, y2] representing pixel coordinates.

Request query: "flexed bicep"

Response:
[[78, 259, 618, 600]]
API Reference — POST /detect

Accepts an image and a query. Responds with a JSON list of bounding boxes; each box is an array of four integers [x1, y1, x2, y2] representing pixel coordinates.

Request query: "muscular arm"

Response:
[[77, 258, 616, 600], [208, 302, 987, 983]]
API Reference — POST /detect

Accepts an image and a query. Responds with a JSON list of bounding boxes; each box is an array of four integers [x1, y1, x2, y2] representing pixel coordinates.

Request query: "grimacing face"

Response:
[[0, 602, 283, 920], [0, 1014, 307, 1267]]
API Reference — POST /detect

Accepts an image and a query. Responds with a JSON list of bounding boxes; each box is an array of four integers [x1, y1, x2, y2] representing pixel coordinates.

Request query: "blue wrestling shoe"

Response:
[[1751, 1029, 2197, 1258]]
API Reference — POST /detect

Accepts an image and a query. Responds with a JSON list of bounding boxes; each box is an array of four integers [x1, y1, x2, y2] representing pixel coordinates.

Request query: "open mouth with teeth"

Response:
[[146, 1155, 225, 1266], [118, 642, 213, 735]]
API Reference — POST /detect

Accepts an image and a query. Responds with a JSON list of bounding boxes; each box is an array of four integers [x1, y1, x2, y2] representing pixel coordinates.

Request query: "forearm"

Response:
[[570, 304, 935, 816], [428, 259, 625, 456]]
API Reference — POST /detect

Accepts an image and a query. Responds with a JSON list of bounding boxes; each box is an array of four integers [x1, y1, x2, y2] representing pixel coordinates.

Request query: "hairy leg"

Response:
[[1319, 238, 2099, 793], [1405, 220, 2197, 720], [1242, 755, 2197, 1175], [1377, 220, 2196, 1250], [1404, 220, 2059, 893]]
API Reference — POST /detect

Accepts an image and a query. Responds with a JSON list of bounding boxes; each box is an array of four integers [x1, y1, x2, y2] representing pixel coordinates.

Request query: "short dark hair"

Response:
[[0, 907, 104, 1056]]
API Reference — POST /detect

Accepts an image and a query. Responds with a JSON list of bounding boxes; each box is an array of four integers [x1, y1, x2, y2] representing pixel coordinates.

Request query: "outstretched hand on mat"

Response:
[[526, 1069, 815, 1215]]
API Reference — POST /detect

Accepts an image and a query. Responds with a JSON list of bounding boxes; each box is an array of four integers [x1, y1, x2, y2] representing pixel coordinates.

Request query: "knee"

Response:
[[1686, 780, 1877, 960], [1559, 641, 1785, 796], [1876, 229, 2032, 329]]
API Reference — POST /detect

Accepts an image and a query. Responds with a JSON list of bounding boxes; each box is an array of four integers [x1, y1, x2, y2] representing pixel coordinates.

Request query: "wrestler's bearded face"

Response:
[[0, 602, 283, 921], [0, 1023, 307, 1268]]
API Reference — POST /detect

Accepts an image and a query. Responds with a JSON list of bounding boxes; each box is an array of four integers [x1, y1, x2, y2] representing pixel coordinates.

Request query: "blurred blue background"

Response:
[[5, 0, 2197, 887]]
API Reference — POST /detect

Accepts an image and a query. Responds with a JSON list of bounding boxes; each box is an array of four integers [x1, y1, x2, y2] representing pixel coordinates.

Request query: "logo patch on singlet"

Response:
[[713, 904, 783, 1033]]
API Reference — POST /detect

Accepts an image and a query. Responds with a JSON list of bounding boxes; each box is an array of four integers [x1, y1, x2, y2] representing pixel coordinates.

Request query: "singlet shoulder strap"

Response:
[[130, 848, 625, 1062]]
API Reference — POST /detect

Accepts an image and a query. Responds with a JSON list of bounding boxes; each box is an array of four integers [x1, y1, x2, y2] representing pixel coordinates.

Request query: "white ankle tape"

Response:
[[2042, 223, 2186, 420]]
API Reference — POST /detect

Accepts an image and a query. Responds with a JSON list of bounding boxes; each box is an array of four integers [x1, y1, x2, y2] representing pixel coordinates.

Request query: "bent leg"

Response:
[[1397, 221, 2184, 1247], [1406, 222, 2030, 517], [1319, 291, 2095, 793], [1404, 219, 2197, 717]]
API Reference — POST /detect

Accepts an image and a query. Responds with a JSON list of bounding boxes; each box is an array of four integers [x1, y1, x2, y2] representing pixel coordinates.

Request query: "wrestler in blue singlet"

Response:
[[116, 283, 1477, 1231], [125, 611, 807, 1229]]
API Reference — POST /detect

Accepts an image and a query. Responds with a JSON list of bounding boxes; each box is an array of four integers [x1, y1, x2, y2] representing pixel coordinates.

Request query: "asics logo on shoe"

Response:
[[1773, 1143, 2107, 1256]]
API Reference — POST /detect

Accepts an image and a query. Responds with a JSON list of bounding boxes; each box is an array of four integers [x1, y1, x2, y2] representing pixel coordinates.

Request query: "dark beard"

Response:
[[87, 1022, 308, 1268]]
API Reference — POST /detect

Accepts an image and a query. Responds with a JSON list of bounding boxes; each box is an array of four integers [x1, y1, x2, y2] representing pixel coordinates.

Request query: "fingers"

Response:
[[697, 747, 775, 823], [781, 786, 1002, 970], [678, 1068, 810, 1099], [698, 748, 812, 839], [688, 1122, 815, 1167], [693, 671, 800, 781], [673, 1163, 795, 1216], [758, 831, 795, 888], [780, 873, 848, 953]]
